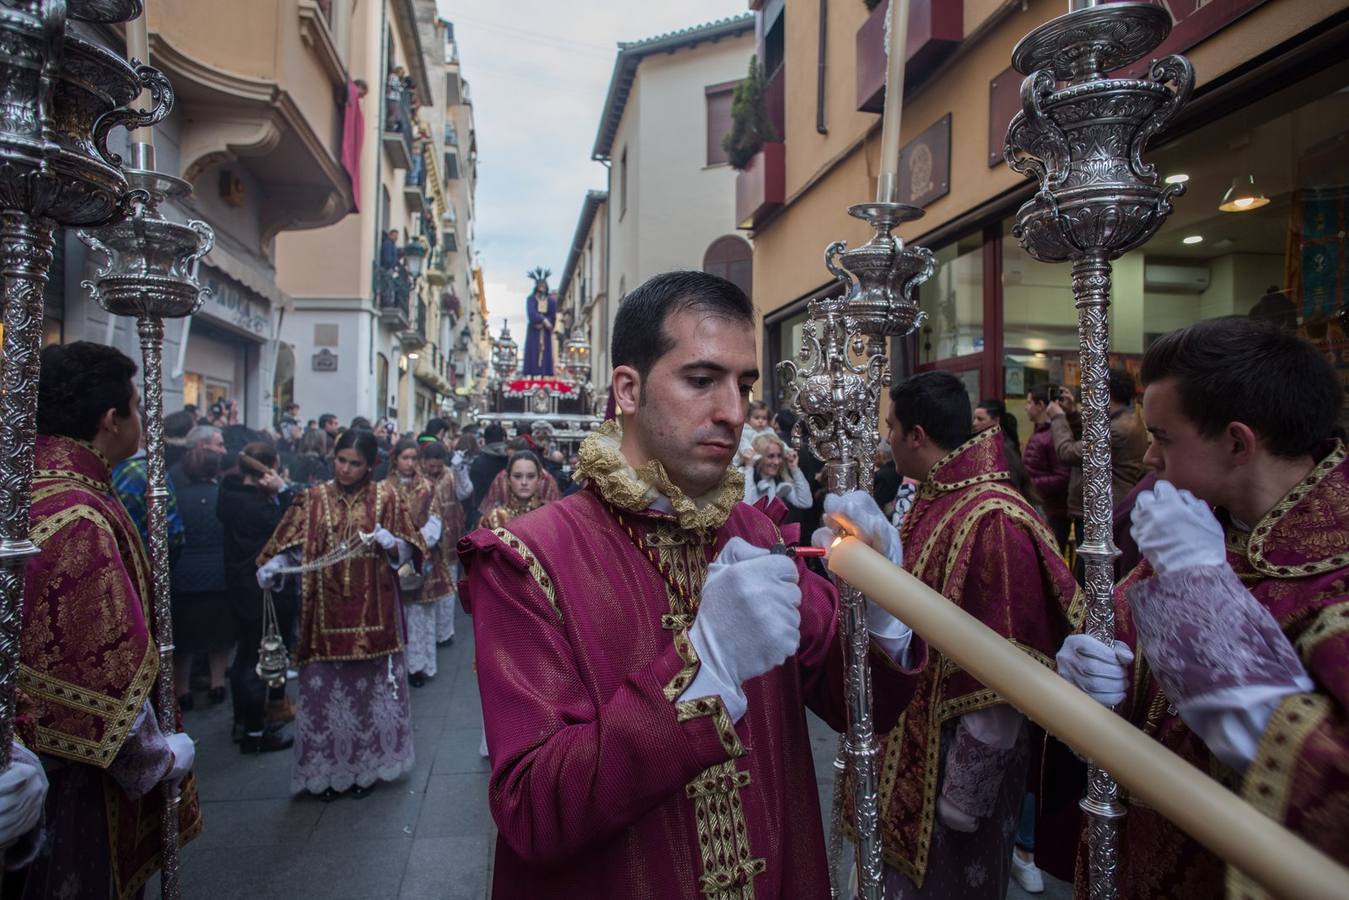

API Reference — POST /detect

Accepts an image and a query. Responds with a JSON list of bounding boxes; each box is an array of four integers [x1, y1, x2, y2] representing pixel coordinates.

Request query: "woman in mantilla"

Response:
[[256, 429, 424, 800]]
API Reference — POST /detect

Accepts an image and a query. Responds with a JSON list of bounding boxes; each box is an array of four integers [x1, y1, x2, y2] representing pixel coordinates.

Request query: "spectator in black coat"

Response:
[[170, 448, 234, 710], [467, 422, 509, 531], [218, 442, 296, 754]]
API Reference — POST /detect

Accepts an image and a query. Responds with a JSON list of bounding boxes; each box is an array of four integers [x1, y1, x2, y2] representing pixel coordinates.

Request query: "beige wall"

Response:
[[753, 0, 1349, 322]]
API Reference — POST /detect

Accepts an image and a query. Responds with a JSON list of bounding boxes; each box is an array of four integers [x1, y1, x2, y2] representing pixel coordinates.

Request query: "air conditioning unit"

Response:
[[1145, 262, 1210, 294]]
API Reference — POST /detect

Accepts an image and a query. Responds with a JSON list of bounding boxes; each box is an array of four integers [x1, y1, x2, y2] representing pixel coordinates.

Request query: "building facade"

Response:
[[744, 0, 1349, 437], [558, 190, 609, 390], [574, 14, 757, 397], [275, 0, 483, 432], [49, 1, 356, 429]]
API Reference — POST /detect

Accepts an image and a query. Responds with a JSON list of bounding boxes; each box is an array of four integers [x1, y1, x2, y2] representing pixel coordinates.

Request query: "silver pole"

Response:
[[1003, 5, 1195, 896]]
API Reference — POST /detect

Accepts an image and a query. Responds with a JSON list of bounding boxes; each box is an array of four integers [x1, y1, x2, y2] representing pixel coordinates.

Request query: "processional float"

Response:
[[78, 10, 214, 898]]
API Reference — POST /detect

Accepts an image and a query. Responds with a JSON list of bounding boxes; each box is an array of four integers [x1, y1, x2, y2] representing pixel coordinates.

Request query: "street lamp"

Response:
[[402, 239, 427, 278]]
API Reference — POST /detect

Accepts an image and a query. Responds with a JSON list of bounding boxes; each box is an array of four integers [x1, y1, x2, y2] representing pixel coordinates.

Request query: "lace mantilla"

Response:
[[574, 419, 744, 531]]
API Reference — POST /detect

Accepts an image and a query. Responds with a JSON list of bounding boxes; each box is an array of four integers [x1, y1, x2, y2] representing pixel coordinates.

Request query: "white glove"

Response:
[[164, 732, 195, 788], [823, 491, 903, 567], [451, 450, 465, 468], [1130, 480, 1226, 576], [370, 527, 398, 551], [682, 537, 802, 721], [774, 481, 795, 500], [1056, 634, 1135, 707], [755, 480, 776, 499], [255, 555, 286, 590], [0, 743, 46, 847], [420, 515, 443, 548]]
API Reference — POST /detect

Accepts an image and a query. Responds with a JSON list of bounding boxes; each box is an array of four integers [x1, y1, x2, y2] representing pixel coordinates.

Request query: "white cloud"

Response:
[[435, 0, 748, 327]]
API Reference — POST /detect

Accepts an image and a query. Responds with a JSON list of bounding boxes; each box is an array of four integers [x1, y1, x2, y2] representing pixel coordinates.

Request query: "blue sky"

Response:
[[434, 0, 748, 337]]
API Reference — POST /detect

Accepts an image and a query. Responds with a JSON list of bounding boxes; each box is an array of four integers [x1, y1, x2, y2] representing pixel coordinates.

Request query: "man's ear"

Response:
[[611, 365, 641, 417], [97, 406, 121, 436], [1225, 421, 1259, 464]]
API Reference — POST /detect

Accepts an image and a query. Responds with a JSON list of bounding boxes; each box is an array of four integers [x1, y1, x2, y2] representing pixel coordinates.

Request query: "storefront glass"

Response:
[[917, 233, 983, 364]]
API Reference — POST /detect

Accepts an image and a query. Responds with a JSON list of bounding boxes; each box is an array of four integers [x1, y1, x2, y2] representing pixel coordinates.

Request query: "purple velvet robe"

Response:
[[460, 488, 923, 899], [522, 291, 556, 376]]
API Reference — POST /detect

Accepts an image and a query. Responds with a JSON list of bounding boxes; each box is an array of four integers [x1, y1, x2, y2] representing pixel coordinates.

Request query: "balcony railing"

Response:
[[403, 153, 427, 212], [382, 79, 415, 168], [376, 264, 412, 328], [445, 124, 459, 147]]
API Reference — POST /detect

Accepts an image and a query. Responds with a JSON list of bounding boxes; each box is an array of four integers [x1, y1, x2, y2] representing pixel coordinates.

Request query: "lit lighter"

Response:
[[770, 541, 828, 559]]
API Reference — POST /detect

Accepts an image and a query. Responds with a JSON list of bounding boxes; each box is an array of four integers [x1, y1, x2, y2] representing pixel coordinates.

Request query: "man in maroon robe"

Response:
[[19, 342, 200, 899], [823, 372, 1081, 898], [1057, 318, 1349, 897], [460, 271, 923, 899]]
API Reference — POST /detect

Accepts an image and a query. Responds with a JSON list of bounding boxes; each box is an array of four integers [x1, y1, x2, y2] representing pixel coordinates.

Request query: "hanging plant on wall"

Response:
[[722, 55, 780, 171]]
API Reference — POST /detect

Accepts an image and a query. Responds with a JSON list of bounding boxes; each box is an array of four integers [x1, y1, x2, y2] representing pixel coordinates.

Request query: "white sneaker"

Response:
[[1011, 853, 1044, 893]]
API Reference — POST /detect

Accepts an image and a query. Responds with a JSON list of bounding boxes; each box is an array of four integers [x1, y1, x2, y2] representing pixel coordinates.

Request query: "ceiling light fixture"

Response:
[[1164, 173, 1189, 185], [1182, 235, 1204, 245], [1218, 174, 1270, 212]]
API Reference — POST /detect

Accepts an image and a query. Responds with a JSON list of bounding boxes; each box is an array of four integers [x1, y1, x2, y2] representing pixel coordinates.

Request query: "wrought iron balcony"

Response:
[[376, 264, 412, 328], [381, 79, 415, 169]]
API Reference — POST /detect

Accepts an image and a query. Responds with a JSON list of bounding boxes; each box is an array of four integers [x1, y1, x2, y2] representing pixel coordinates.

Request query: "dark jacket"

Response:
[[1023, 422, 1071, 520], [171, 478, 225, 593], [1049, 407, 1149, 519], [468, 444, 509, 530], [217, 474, 290, 592]]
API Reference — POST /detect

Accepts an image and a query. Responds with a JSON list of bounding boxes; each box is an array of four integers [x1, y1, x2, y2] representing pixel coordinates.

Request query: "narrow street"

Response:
[[163, 609, 1066, 899]]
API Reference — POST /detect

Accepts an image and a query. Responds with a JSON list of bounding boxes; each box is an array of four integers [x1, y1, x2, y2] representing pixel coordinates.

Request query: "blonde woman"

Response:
[[740, 432, 811, 507]]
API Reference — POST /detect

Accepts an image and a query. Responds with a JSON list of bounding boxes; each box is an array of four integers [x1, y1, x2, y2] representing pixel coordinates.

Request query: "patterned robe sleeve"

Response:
[[258, 488, 309, 565], [461, 529, 742, 864], [1239, 593, 1349, 876]]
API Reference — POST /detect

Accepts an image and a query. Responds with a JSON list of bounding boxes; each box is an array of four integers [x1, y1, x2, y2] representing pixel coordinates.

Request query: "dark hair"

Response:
[[181, 447, 222, 483], [1028, 383, 1056, 405], [483, 423, 506, 444], [334, 428, 378, 467], [1107, 368, 1136, 406], [455, 434, 477, 454], [392, 437, 420, 462], [285, 402, 300, 413], [37, 342, 138, 441], [423, 417, 449, 438], [976, 398, 1020, 446], [507, 450, 542, 476], [299, 429, 328, 456], [748, 400, 770, 416], [318, 413, 338, 428], [240, 441, 279, 470], [889, 372, 972, 452], [164, 409, 196, 439], [419, 440, 449, 462], [610, 271, 754, 379], [773, 408, 798, 434], [1141, 318, 1343, 458], [350, 416, 373, 431]]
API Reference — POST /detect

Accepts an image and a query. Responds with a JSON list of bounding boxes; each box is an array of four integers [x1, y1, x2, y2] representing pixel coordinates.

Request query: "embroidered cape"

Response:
[[260, 478, 424, 664], [21, 435, 202, 898], [871, 426, 1081, 886], [1094, 440, 1349, 899]]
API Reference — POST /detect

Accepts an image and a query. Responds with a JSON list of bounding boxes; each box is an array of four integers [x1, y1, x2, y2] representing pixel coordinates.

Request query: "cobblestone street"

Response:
[[165, 609, 1066, 899]]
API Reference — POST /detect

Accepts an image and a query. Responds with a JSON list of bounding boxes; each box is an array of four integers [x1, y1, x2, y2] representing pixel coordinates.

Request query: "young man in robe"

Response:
[[19, 342, 200, 899], [819, 372, 1081, 898], [417, 439, 464, 647], [460, 270, 923, 899], [1057, 317, 1349, 897]]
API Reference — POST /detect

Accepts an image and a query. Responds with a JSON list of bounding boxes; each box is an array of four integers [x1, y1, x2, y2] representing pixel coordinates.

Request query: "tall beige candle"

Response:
[[875, 0, 910, 204], [827, 536, 1348, 900], [125, 7, 153, 148]]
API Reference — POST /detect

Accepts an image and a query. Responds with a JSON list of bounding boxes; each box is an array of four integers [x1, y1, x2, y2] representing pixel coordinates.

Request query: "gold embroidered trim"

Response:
[[676, 695, 748, 759], [34, 468, 111, 494], [1294, 601, 1349, 668], [575, 418, 744, 531], [21, 649, 158, 767], [1245, 441, 1348, 578], [1228, 693, 1330, 900], [666, 628, 701, 701], [491, 528, 561, 622], [685, 760, 765, 897], [918, 427, 1012, 499]]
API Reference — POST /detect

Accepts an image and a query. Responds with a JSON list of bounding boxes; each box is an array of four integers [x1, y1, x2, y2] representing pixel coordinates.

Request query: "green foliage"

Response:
[[721, 55, 780, 171]]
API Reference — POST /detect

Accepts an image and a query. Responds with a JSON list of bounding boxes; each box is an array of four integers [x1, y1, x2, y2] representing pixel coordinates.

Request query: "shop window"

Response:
[[705, 82, 738, 166], [917, 233, 983, 363]]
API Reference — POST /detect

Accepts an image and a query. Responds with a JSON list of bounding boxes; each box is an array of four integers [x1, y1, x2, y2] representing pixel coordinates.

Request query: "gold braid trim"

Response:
[[1293, 600, 1349, 668], [685, 761, 766, 898], [22, 652, 158, 767], [676, 695, 747, 759], [575, 419, 744, 531], [1245, 441, 1348, 579], [1229, 693, 1331, 900], [491, 528, 561, 622]]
